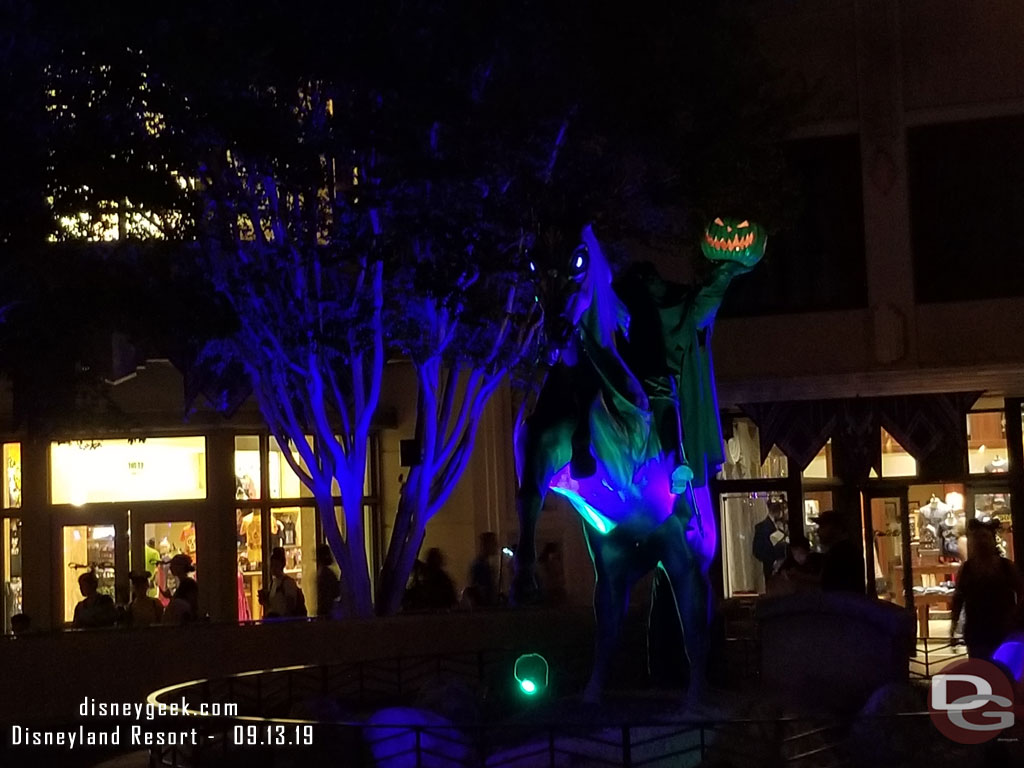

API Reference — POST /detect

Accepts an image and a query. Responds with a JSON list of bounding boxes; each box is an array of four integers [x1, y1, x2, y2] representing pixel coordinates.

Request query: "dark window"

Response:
[[720, 135, 867, 317], [909, 115, 1024, 302]]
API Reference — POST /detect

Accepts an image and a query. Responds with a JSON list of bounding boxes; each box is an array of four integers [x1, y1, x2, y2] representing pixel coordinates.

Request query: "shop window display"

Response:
[[142, 521, 197, 602], [720, 491, 789, 598], [966, 411, 1010, 475], [972, 493, 1014, 561], [236, 507, 316, 620], [717, 417, 787, 480], [890, 485, 968, 638], [4, 443, 21, 509], [802, 491, 832, 550], [234, 435, 261, 500], [51, 437, 207, 505], [62, 525, 116, 623], [3, 519, 23, 633]]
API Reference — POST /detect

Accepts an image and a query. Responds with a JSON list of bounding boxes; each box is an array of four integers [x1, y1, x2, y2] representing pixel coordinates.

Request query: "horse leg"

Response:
[[582, 525, 636, 703], [655, 514, 713, 704], [511, 413, 573, 605]]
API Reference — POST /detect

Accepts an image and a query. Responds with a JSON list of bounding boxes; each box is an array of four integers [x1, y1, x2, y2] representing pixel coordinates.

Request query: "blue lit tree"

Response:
[[180, 4, 550, 617]]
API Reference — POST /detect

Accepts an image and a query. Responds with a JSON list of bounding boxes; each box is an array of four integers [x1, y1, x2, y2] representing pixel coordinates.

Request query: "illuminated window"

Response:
[[231, 433, 380, 621], [967, 411, 1009, 475], [718, 417, 788, 480], [269, 436, 371, 499], [720, 491, 790, 598], [62, 525, 116, 624], [879, 428, 917, 478], [234, 435, 261, 500], [3, 519, 23, 633], [142, 521, 197, 601], [3, 443, 21, 509], [50, 437, 207, 505], [236, 507, 317, 620], [973, 493, 1013, 562], [802, 440, 834, 480]]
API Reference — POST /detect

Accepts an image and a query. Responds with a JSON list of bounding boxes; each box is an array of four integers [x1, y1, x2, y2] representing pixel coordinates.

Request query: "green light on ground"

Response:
[[514, 653, 549, 698]]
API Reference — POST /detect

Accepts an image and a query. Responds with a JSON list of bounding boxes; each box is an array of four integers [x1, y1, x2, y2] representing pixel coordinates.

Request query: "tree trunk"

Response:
[[375, 465, 429, 615]]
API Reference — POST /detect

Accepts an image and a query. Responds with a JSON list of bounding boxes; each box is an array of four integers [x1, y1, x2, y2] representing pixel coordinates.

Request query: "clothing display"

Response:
[[240, 512, 263, 566]]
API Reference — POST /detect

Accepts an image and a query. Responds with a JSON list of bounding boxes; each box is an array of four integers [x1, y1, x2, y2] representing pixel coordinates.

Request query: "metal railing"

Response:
[[143, 634, 982, 768]]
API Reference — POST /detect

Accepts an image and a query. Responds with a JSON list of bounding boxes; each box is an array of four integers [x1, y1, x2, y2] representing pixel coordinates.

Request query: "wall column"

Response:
[[20, 438, 52, 630], [855, 0, 918, 367], [198, 430, 238, 623]]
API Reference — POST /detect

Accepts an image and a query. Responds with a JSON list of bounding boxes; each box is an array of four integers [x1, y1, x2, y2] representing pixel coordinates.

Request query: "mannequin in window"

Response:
[[919, 495, 949, 549], [938, 507, 962, 561], [752, 494, 789, 581], [984, 456, 1008, 474]]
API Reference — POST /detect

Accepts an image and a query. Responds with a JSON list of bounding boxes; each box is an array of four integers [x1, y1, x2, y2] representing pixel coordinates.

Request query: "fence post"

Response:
[[622, 725, 632, 768], [415, 726, 422, 768], [549, 726, 556, 768]]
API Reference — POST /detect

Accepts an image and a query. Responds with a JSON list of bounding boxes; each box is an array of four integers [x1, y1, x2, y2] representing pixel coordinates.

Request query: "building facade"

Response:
[[6, 2, 1024, 636]]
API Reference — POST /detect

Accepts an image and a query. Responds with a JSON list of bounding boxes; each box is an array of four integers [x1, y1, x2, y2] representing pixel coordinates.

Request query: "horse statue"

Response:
[[513, 218, 765, 702]]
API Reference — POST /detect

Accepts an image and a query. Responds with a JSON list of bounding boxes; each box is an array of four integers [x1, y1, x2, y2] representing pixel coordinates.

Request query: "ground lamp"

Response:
[[514, 653, 549, 697]]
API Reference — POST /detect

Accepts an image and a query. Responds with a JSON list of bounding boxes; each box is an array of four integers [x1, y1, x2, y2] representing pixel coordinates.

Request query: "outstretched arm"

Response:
[[690, 260, 753, 332]]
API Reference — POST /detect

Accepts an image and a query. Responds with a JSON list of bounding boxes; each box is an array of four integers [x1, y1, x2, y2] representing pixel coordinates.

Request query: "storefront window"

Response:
[[718, 417, 787, 480], [51, 437, 207, 505], [3, 519, 23, 633], [802, 491, 832, 550], [905, 485, 966, 638], [237, 508, 259, 621], [62, 525, 116, 623], [142, 521, 196, 600], [966, 411, 1009, 474], [880, 428, 917, 478], [236, 507, 316, 620], [802, 440, 833, 480], [272, 507, 316, 615], [234, 435, 261, 500], [270, 436, 373, 499], [973, 492, 1013, 562], [4, 443, 22, 509], [868, 495, 906, 605], [720, 491, 790, 598]]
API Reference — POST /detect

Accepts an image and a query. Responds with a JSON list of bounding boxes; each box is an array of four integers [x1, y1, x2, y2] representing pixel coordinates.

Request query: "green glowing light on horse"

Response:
[[549, 486, 615, 534]]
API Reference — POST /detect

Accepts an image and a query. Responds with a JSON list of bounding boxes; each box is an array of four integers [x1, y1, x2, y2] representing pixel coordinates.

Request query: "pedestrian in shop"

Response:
[[73, 571, 117, 629], [170, 553, 199, 616], [951, 518, 1024, 659], [315, 544, 341, 618], [260, 546, 307, 618], [419, 548, 458, 611], [465, 532, 499, 608], [815, 511, 865, 595], [773, 534, 823, 594], [126, 571, 164, 627]]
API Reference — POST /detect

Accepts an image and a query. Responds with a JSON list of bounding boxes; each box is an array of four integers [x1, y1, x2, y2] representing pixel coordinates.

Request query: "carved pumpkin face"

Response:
[[700, 217, 766, 268]]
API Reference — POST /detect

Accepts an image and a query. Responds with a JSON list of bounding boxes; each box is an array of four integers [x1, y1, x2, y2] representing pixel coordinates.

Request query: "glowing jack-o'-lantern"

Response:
[[700, 217, 766, 268]]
